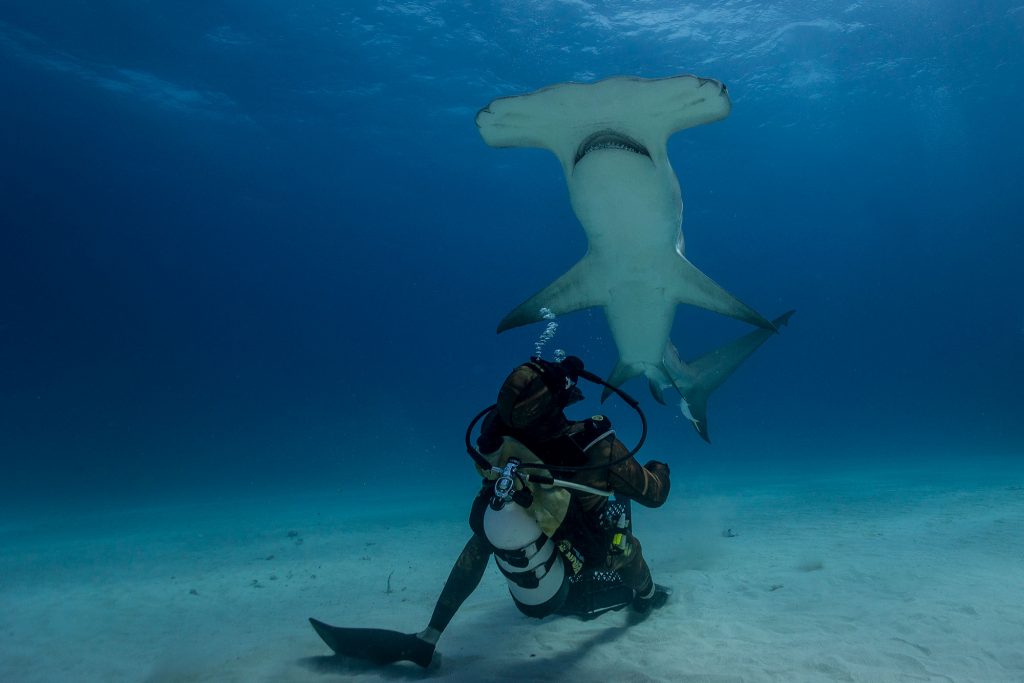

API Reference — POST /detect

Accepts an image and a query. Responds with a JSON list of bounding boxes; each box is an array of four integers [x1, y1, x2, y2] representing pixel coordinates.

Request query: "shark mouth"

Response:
[[573, 130, 650, 167]]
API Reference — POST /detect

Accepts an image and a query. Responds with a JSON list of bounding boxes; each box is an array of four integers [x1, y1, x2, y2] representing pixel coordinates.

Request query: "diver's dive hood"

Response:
[[465, 355, 647, 475]]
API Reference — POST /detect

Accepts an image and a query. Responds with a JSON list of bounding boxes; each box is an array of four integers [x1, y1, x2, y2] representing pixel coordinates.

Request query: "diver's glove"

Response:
[[640, 460, 671, 503], [644, 460, 670, 477], [559, 355, 585, 382]]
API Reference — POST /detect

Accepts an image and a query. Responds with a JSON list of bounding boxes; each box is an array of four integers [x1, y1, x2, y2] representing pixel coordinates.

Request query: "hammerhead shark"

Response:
[[476, 74, 792, 440]]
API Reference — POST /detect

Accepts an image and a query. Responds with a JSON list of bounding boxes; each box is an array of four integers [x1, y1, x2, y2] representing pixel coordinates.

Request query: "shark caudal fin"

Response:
[[664, 310, 795, 441]]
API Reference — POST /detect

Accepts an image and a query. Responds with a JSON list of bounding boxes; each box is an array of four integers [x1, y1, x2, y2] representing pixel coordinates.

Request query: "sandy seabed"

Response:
[[2, 466, 1022, 682]]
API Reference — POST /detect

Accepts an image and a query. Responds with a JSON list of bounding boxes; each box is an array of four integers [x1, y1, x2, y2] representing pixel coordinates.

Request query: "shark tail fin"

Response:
[[497, 255, 605, 333], [671, 255, 775, 330], [665, 310, 795, 442]]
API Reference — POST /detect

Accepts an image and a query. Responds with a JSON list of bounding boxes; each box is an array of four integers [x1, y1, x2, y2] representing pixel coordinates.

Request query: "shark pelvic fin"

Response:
[[599, 360, 646, 402]]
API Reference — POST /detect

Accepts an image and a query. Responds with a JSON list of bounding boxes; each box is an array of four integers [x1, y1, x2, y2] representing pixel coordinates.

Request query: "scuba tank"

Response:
[[478, 459, 574, 618]]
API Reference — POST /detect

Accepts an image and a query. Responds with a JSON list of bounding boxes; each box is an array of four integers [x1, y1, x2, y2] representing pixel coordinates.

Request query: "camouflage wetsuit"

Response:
[[425, 410, 670, 635]]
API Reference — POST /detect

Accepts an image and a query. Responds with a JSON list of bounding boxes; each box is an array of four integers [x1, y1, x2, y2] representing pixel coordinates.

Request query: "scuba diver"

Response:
[[310, 355, 672, 668]]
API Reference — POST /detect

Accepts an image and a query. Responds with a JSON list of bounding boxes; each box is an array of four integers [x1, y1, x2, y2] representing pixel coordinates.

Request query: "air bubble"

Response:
[[534, 308, 559, 359]]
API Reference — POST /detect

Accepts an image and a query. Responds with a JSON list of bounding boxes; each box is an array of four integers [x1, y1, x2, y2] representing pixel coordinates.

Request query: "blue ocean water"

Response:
[[1, 1, 1022, 512]]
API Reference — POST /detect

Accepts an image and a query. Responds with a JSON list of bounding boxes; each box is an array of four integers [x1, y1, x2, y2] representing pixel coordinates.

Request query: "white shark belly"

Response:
[[569, 151, 682, 254], [604, 280, 675, 369], [573, 153, 684, 371]]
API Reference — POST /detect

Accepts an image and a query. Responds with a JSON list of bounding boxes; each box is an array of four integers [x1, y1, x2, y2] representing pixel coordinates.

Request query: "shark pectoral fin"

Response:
[[599, 360, 645, 402], [497, 256, 606, 333], [672, 256, 775, 330], [664, 310, 795, 442]]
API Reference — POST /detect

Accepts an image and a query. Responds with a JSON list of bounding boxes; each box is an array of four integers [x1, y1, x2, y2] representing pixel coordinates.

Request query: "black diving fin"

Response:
[[308, 618, 435, 668]]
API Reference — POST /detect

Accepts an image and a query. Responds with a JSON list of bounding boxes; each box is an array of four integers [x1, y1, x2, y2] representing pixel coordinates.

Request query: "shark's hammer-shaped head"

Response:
[[477, 76, 731, 239], [476, 75, 731, 177]]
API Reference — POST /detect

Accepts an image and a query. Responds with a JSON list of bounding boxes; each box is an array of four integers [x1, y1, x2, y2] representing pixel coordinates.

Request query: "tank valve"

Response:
[[490, 458, 521, 511]]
